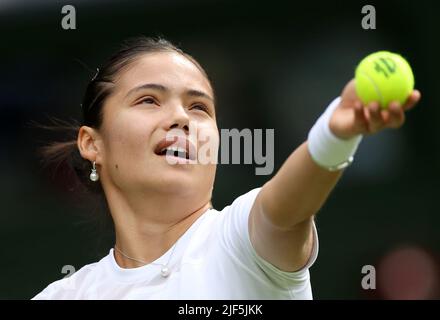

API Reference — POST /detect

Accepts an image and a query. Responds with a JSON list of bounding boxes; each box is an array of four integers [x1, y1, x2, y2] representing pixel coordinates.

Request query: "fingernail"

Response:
[[390, 102, 400, 112]]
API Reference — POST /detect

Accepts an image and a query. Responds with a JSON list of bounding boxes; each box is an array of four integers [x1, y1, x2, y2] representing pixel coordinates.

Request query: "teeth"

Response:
[[167, 147, 186, 153], [161, 146, 188, 158]]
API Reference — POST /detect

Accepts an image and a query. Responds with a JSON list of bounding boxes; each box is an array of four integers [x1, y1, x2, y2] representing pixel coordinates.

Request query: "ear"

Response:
[[77, 126, 104, 164]]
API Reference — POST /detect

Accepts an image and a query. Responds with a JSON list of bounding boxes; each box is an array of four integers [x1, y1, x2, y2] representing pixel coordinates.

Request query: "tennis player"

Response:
[[33, 37, 420, 299]]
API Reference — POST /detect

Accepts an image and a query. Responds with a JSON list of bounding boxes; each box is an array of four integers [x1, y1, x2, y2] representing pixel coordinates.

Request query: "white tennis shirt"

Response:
[[33, 187, 319, 299]]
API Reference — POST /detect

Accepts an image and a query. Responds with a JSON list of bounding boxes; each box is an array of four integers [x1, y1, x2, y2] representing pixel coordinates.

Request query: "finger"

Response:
[[366, 102, 384, 133], [353, 101, 368, 132], [403, 90, 421, 111], [380, 108, 391, 124], [386, 101, 405, 128]]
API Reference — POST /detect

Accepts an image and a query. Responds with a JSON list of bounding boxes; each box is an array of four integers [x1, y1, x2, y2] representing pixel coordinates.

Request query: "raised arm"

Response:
[[249, 79, 421, 272]]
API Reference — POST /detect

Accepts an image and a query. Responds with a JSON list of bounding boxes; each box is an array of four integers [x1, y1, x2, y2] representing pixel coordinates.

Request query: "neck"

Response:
[[105, 186, 212, 269]]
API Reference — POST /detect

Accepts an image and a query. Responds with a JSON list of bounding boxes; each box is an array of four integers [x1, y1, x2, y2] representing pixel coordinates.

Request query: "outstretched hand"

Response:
[[329, 79, 421, 139]]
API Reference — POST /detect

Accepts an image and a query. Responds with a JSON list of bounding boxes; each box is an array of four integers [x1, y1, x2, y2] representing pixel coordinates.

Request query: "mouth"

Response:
[[154, 136, 197, 161]]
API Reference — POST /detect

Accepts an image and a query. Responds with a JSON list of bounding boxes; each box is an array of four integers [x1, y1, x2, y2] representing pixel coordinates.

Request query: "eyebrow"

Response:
[[125, 83, 214, 102]]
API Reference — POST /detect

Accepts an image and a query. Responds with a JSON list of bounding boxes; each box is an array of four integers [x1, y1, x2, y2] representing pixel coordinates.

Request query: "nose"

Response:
[[165, 103, 190, 133]]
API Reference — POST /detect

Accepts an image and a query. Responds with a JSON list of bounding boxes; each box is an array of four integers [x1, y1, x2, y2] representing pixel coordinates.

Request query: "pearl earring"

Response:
[[89, 161, 99, 182]]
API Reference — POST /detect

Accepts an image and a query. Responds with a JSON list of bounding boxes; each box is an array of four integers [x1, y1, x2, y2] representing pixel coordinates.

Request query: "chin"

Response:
[[153, 171, 200, 195]]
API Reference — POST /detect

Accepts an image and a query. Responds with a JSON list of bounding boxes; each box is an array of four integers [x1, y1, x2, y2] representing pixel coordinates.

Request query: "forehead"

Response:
[[114, 51, 212, 97]]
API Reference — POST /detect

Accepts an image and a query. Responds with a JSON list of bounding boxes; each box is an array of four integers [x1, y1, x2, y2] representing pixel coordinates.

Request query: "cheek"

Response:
[[103, 112, 156, 165], [195, 124, 219, 165], [196, 122, 219, 146]]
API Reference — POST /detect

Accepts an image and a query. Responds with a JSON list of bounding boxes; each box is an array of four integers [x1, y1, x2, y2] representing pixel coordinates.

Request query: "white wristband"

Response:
[[307, 97, 363, 171]]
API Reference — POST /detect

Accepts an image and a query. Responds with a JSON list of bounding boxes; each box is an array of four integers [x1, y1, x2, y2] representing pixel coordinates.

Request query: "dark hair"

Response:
[[37, 36, 213, 197]]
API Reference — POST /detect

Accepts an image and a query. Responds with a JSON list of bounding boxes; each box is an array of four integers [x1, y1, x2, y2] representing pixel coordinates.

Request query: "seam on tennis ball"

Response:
[[358, 70, 384, 107]]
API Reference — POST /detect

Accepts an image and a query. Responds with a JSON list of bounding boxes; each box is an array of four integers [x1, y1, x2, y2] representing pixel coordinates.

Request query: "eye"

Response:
[[138, 97, 157, 105], [190, 104, 209, 113]]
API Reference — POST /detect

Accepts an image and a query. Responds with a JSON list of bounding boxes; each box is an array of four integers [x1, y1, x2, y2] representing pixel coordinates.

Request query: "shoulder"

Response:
[[197, 188, 262, 239], [213, 187, 319, 290], [218, 187, 262, 216], [217, 187, 262, 227], [32, 256, 107, 300], [179, 188, 262, 255]]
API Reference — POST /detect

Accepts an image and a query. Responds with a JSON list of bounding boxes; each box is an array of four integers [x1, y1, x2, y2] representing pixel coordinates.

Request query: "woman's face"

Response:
[[98, 51, 219, 200]]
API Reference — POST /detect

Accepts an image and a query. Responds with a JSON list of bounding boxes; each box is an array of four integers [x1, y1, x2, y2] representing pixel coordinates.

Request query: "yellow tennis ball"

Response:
[[355, 51, 414, 109]]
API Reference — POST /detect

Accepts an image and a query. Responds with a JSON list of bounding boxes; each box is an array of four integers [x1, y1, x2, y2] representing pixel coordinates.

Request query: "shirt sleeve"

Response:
[[32, 278, 68, 300], [31, 263, 95, 299], [218, 187, 319, 290]]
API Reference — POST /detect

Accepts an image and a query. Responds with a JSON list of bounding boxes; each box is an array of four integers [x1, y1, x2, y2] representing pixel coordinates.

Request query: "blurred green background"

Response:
[[0, 0, 439, 299]]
